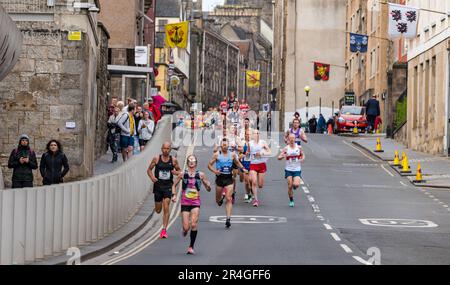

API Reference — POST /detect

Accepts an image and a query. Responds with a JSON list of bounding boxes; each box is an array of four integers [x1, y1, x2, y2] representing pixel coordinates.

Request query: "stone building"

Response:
[[345, 0, 407, 135], [274, 0, 347, 129], [406, 0, 450, 155], [207, 4, 273, 111], [0, 0, 110, 187]]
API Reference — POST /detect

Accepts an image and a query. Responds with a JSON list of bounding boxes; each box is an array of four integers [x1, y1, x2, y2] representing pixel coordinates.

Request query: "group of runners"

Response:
[[146, 94, 308, 254]]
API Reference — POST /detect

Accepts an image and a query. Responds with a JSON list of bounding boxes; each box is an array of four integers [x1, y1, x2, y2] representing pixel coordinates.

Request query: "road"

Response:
[[87, 133, 450, 265]]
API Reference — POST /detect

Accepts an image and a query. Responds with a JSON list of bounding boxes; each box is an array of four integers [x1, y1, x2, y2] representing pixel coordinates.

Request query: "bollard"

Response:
[[374, 137, 384, 152], [328, 124, 333, 135], [413, 163, 425, 183], [353, 121, 358, 135], [393, 150, 400, 166], [401, 154, 411, 173]]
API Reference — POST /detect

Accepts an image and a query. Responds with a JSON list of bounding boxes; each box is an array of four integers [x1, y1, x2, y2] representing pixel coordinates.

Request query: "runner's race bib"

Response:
[[159, 170, 171, 180], [185, 187, 199, 200], [220, 166, 231, 174]]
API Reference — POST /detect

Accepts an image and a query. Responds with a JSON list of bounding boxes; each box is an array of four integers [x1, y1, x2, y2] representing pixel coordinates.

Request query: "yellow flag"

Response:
[[246, 70, 261, 88], [165, 21, 189, 49]]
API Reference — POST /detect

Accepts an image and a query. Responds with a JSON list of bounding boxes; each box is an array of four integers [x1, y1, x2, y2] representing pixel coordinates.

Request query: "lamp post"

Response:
[[304, 85, 311, 132]]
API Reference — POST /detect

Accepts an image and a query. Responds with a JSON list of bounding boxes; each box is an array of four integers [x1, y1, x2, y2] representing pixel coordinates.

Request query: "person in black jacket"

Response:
[[39, 140, 70, 185], [365, 94, 381, 133], [7, 134, 38, 188]]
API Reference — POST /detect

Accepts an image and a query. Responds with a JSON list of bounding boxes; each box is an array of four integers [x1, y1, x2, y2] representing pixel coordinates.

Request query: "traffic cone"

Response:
[[328, 124, 333, 135], [401, 154, 411, 173], [413, 163, 424, 183], [374, 138, 384, 152], [353, 122, 358, 135], [393, 150, 400, 166], [399, 151, 406, 169]]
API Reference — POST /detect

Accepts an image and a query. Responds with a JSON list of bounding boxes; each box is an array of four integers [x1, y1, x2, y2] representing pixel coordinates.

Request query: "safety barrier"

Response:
[[0, 116, 173, 265]]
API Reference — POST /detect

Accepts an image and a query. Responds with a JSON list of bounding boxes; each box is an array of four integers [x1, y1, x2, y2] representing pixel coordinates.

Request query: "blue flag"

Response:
[[350, 33, 368, 53]]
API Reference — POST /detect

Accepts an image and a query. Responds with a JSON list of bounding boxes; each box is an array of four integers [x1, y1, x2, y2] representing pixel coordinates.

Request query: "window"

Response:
[[413, 66, 418, 128], [371, 9, 378, 33], [370, 49, 377, 77], [158, 19, 168, 32], [424, 60, 430, 126]]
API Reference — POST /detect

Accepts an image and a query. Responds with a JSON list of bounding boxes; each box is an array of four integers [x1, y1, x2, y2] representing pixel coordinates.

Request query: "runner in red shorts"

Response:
[[249, 130, 272, 207]]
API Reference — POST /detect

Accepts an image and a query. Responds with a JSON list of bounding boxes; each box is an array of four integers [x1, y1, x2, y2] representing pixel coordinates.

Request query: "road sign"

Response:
[[134, 46, 148, 65], [359, 218, 438, 228], [344, 92, 356, 105]]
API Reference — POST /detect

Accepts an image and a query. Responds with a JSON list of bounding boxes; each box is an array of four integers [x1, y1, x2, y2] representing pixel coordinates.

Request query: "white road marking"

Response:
[[311, 204, 320, 213], [381, 164, 394, 177], [433, 198, 439, 202], [359, 218, 438, 228], [443, 205, 449, 208], [340, 244, 353, 253], [317, 215, 325, 220], [323, 224, 332, 230], [307, 195, 315, 203], [400, 181, 408, 187], [439, 201, 444, 204], [353, 256, 373, 265], [302, 186, 310, 193], [343, 140, 377, 162], [330, 233, 341, 241], [209, 215, 287, 224], [300, 180, 305, 185], [429, 195, 435, 198]]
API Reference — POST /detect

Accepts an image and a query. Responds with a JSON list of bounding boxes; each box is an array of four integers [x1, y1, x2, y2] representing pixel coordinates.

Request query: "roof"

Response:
[[230, 26, 250, 40], [155, 0, 180, 18], [231, 40, 251, 58]]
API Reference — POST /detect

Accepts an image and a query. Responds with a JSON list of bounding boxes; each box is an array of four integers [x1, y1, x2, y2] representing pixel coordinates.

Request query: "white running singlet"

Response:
[[249, 140, 268, 165], [285, 145, 302, 172]]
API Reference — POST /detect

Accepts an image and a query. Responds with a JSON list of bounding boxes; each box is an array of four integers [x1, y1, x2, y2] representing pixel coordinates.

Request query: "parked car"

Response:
[[334, 106, 368, 134]]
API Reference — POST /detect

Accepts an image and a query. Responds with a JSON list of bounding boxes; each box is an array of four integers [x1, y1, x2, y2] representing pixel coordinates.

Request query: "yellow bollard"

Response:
[[374, 137, 384, 152], [393, 150, 400, 166], [353, 125, 358, 135], [413, 163, 424, 183], [401, 155, 411, 173]]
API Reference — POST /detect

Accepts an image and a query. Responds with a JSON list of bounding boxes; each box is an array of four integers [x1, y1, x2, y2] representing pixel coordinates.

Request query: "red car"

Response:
[[334, 106, 368, 134]]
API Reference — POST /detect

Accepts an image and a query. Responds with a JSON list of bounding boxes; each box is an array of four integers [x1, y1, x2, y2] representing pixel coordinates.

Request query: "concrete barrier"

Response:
[[0, 116, 173, 265]]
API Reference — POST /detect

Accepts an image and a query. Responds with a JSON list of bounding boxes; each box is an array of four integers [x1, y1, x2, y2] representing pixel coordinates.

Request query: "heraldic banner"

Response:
[[165, 21, 189, 49], [314, 62, 330, 81]]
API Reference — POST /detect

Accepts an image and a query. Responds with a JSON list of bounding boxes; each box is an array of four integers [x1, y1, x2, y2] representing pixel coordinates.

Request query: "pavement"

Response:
[[352, 135, 450, 188], [83, 133, 450, 265]]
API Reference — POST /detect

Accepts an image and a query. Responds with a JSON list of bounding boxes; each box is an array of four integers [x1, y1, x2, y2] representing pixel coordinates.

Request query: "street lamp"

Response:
[[304, 85, 311, 132]]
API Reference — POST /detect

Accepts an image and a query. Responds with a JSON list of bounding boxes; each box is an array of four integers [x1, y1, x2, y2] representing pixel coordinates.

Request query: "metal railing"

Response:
[[0, 116, 173, 265]]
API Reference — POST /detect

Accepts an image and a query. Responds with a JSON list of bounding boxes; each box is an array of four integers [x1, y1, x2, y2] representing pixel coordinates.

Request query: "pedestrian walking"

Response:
[[107, 106, 121, 162], [172, 154, 212, 254], [365, 94, 380, 133], [308, 115, 317, 133], [39, 140, 70, 185], [138, 111, 155, 151], [117, 104, 136, 161], [7, 134, 38, 188], [147, 142, 181, 239], [317, 114, 326, 134]]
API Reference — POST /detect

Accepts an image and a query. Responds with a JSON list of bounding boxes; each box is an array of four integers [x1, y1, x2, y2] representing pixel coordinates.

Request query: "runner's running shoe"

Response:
[[160, 229, 168, 239], [225, 218, 231, 228], [182, 229, 188, 237], [289, 201, 295, 207], [187, 247, 195, 255], [252, 199, 259, 207]]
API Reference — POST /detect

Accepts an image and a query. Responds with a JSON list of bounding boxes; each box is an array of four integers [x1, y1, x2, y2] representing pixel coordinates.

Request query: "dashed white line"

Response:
[[400, 181, 408, 187], [302, 186, 310, 194], [311, 204, 320, 213], [353, 256, 372, 265], [307, 195, 315, 203], [330, 233, 341, 241], [443, 205, 449, 208], [340, 244, 353, 253], [429, 195, 435, 198], [323, 223, 332, 230], [433, 198, 439, 202]]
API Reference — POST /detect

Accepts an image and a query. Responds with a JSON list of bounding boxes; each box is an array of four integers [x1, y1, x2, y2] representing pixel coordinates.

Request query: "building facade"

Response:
[[0, 0, 110, 187], [406, 0, 450, 155], [274, 0, 347, 129]]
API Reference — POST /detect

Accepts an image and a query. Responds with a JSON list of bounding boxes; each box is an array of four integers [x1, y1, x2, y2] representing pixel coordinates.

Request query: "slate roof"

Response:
[[155, 0, 180, 18]]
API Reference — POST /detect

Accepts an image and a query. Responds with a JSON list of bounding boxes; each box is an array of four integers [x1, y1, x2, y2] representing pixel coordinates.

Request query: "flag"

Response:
[[349, 33, 368, 53], [314, 62, 330, 81], [165, 21, 189, 49], [246, 70, 261, 88], [388, 3, 419, 39]]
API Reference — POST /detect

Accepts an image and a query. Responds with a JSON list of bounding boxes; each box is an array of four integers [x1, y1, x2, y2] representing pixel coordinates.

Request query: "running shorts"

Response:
[[215, 174, 234, 188], [250, 163, 267, 174], [181, 205, 200, 212], [285, 170, 302, 179], [153, 185, 172, 202]]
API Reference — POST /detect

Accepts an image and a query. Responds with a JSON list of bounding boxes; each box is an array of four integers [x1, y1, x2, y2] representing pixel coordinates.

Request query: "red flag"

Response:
[[314, 62, 330, 81]]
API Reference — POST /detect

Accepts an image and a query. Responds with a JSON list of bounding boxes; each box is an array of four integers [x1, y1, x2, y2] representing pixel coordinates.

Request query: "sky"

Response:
[[202, 0, 224, 11]]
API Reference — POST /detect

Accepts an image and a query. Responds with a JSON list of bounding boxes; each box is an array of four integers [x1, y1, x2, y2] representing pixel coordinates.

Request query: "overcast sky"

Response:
[[202, 0, 224, 11]]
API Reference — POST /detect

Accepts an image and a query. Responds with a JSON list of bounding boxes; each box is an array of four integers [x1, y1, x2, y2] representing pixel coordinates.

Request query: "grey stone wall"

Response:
[[0, 18, 107, 188]]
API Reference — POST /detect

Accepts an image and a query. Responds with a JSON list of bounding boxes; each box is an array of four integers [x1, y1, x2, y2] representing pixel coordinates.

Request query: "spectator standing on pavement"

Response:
[[39, 140, 70, 185], [107, 106, 121, 162], [123, 97, 133, 113], [138, 111, 155, 151], [365, 94, 380, 133], [317, 114, 326, 134], [308, 115, 317, 133], [108, 96, 117, 117], [7, 134, 38, 188], [148, 97, 161, 124], [118, 104, 136, 161]]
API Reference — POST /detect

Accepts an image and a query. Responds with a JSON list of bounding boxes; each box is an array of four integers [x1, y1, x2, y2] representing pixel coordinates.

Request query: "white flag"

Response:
[[388, 3, 419, 39]]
